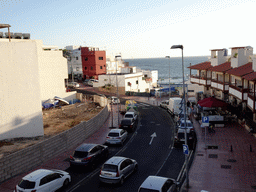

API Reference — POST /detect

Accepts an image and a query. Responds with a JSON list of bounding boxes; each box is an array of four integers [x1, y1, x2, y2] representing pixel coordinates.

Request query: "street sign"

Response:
[[202, 116, 209, 123], [183, 144, 189, 155], [202, 116, 209, 127]]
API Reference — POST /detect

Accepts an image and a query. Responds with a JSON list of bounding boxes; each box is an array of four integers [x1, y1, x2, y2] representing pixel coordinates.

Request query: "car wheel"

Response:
[[63, 178, 70, 187], [119, 177, 124, 185]]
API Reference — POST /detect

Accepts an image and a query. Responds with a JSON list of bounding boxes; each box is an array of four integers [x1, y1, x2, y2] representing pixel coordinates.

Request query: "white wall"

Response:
[[0, 40, 44, 140], [37, 41, 76, 102]]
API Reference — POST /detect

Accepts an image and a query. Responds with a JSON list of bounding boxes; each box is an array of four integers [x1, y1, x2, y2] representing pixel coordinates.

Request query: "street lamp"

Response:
[[165, 56, 171, 99], [115, 55, 122, 126], [170, 45, 189, 188]]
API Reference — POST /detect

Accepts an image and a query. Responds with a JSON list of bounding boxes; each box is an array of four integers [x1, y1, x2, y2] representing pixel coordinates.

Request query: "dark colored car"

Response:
[[174, 129, 196, 149], [119, 118, 136, 132], [70, 143, 109, 169]]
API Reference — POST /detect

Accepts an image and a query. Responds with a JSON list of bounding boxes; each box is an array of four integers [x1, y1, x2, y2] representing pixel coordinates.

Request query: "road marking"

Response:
[[67, 168, 100, 192], [156, 124, 161, 126], [149, 132, 157, 145]]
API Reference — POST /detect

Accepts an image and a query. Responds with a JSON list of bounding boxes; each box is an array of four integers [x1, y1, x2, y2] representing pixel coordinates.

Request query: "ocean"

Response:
[[123, 56, 209, 84]]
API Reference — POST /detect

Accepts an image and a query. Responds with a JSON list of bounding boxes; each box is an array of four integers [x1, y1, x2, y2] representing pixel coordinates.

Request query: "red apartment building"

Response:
[[81, 47, 106, 79]]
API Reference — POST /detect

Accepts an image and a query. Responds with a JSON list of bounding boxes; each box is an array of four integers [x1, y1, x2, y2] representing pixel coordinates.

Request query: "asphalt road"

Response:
[[57, 102, 186, 192]]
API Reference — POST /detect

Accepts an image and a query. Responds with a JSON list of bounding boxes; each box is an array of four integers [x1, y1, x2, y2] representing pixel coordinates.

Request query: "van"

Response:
[[167, 97, 182, 116]]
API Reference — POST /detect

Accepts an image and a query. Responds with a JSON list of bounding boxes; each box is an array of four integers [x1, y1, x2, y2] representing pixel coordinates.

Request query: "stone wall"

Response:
[[0, 99, 110, 183]]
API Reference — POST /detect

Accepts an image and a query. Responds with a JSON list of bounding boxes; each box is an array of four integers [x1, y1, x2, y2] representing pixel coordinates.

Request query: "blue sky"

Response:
[[1, 0, 255, 58]]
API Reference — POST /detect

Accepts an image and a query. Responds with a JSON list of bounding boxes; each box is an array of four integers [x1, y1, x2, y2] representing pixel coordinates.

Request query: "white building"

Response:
[[0, 38, 76, 140], [95, 68, 157, 93], [65, 45, 83, 80], [106, 55, 126, 74]]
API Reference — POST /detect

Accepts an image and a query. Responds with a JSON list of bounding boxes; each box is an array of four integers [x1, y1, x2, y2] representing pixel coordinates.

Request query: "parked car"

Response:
[[99, 156, 138, 185], [88, 79, 98, 86], [83, 79, 90, 85], [160, 100, 169, 109], [69, 143, 109, 169], [177, 120, 194, 132], [105, 129, 128, 146], [67, 82, 79, 88], [14, 169, 71, 192], [110, 96, 120, 104], [124, 111, 138, 121], [138, 176, 177, 192], [119, 118, 136, 132], [174, 128, 195, 148]]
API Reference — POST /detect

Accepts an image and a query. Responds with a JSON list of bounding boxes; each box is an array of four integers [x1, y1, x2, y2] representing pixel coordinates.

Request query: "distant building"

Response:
[[65, 45, 83, 81], [188, 46, 256, 121], [81, 47, 106, 79], [0, 38, 76, 140]]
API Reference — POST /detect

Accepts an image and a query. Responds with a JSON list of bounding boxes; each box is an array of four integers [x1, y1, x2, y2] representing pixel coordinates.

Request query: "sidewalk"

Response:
[[182, 117, 256, 192]]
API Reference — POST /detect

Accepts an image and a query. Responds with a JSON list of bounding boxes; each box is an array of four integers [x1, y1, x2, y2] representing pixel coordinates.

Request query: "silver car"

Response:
[[138, 176, 177, 192], [177, 120, 194, 132], [99, 156, 138, 185], [105, 129, 128, 145]]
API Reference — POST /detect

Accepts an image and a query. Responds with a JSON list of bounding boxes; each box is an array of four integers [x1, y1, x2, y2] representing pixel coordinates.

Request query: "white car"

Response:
[[99, 156, 138, 185], [67, 82, 79, 88], [110, 96, 120, 104], [14, 169, 71, 192], [105, 129, 128, 145], [124, 111, 138, 121], [178, 119, 194, 132], [138, 176, 177, 192], [88, 79, 98, 86], [160, 100, 169, 109]]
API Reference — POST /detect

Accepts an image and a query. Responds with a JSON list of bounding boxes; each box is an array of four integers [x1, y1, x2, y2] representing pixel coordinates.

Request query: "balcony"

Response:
[[211, 79, 229, 92], [229, 83, 249, 101], [190, 75, 211, 86]]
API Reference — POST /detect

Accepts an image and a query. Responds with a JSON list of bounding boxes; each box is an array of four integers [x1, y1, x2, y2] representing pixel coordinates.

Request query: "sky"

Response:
[[1, 0, 255, 59]]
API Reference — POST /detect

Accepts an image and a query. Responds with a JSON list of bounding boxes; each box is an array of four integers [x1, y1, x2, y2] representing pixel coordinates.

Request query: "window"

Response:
[[85, 67, 87, 70], [76, 57, 78, 60], [100, 66, 103, 69], [104, 65, 105, 67], [128, 82, 131, 86], [91, 66, 93, 70], [136, 80, 138, 84], [84, 57, 88, 61], [76, 67, 79, 71], [99, 57, 103, 60]]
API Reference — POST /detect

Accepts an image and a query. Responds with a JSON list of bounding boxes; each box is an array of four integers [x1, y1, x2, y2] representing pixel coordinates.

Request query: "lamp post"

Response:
[[115, 55, 122, 126], [165, 56, 171, 99], [170, 45, 189, 188]]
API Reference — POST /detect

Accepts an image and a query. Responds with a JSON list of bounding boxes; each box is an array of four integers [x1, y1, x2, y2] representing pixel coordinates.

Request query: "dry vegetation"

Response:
[[0, 101, 103, 158]]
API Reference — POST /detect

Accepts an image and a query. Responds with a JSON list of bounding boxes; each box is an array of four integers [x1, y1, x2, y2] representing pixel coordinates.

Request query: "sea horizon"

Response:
[[124, 56, 209, 84]]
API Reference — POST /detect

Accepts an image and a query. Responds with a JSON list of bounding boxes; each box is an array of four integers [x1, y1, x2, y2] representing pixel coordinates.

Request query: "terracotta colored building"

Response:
[[81, 47, 106, 79]]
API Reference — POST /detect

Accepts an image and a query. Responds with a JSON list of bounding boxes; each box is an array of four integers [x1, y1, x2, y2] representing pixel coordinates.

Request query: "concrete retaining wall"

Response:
[[0, 100, 110, 183]]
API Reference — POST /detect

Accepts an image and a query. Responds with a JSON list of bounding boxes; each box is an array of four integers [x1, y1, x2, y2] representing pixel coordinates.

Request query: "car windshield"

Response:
[[108, 133, 119, 137], [139, 188, 159, 192], [18, 179, 36, 189], [121, 120, 131, 125], [73, 151, 88, 158], [102, 164, 118, 172], [125, 114, 133, 118]]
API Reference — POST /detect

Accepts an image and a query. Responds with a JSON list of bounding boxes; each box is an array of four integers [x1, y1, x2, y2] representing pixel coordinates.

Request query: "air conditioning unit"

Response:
[[22, 33, 30, 39], [0, 32, 3, 38], [5, 32, 13, 38], [14, 33, 22, 39]]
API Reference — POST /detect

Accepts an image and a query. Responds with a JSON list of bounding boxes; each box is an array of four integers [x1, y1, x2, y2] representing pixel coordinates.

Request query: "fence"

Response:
[[0, 97, 110, 183]]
